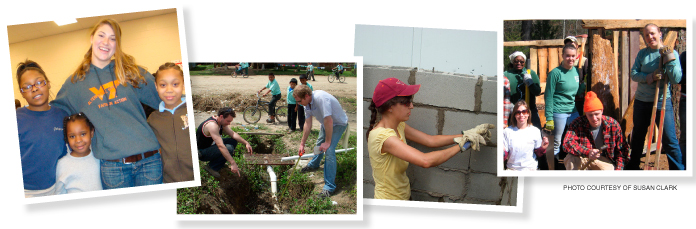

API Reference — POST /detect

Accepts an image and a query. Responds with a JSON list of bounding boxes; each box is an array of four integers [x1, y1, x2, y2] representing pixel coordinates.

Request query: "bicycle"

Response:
[[232, 66, 249, 78], [243, 93, 288, 124], [328, 69, 345, 83]]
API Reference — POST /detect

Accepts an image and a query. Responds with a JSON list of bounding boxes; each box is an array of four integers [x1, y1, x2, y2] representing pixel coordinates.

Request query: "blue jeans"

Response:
[[306, 124, 347, 193], [628, 99, 684, 170], [101, 153, 163, 189], [199, 138, 237, 171], [552, 112, 579, 156]]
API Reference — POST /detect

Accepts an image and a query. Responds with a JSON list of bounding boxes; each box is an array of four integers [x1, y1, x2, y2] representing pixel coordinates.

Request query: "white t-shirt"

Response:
[[55, 152, 103, 194], [503, 126, 542, 170]]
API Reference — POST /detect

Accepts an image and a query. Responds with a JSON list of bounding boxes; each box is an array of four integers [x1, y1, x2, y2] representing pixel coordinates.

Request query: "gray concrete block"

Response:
[[363, 181, 375, 199], [413, 71, 478, 111], [405, 107, 439, 136], [469, 145, 497, 174], [442, 111, 497, 144], [500, 177, 518, 206], [410, 190, 442, 202], [409, 166, 466, 197], [363, 66, 413, 99], [480, 77, 498, 113], [467, 173, 502, 201], [363, 157, 374, 183], [454, 198, 498, 205], [437, 150, 470, 171]]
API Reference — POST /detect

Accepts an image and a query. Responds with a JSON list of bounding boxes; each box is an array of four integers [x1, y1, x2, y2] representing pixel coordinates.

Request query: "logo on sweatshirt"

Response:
[[88, 80, 119, 105], [181, 114, 189, 130]]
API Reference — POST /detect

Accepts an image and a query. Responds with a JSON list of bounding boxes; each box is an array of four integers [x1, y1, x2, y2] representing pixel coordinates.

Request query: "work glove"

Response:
[[523, 70, 533, 86], [646, 69, 662, 85], [455, 123, 495, 151], [544, 120, 554, 131], [660, 46, 676, 64]]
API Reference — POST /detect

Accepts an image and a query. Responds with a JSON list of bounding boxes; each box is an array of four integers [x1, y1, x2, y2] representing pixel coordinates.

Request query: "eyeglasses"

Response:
[[19, 80, 47, 93], [515, 109, 529, 115], [513, 60, 525, 64]]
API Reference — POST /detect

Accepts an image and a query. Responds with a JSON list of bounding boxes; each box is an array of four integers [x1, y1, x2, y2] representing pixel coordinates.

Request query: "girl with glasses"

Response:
[[15, 60, 69, 197]]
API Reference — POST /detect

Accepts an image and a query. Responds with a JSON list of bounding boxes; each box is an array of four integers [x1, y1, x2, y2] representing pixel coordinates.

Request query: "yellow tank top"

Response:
[[368, 122, 410, 200]]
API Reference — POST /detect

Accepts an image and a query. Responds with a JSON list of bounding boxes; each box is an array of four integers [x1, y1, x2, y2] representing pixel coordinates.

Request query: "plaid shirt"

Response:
[[562, 115, 629, 170]]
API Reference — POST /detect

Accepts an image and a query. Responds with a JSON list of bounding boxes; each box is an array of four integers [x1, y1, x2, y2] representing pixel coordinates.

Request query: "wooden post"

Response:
[[621, 30, 629, 120], [629, 30, 641, 100], [613, 31, 621, 122], [538, 48, 549, 83], [530, 47, 538, 74], [548, 47, 560, 70]]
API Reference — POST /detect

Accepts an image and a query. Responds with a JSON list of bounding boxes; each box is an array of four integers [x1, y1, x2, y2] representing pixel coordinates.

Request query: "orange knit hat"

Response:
[[584, 91, 603, 113]]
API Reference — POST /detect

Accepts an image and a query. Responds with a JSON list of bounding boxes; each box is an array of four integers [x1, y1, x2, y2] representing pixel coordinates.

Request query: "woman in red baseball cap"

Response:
[[366, 78, 491, 200]]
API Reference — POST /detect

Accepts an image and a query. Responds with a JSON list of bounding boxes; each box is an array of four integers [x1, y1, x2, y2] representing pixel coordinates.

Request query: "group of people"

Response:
[[197, 71, 349, 199], [503, 23, 685, 171], [305, 62, 345, 81], [18, 19, 193, 197]]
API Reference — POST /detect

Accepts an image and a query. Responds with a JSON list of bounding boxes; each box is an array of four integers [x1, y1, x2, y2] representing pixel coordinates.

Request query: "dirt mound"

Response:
[[192, 93, 257, 112]]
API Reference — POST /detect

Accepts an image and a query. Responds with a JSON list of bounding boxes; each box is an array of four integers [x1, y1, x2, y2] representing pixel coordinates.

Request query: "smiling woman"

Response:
[[51, 18, 164, 189], [366, 77, 493, 200]]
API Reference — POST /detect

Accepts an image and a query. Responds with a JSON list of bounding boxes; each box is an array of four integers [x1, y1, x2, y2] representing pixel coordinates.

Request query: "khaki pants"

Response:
[[564, 154, 614, 170]]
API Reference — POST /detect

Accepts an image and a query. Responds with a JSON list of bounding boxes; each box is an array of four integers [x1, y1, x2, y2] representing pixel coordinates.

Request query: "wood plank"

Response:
[[548, 47, 560, 70], [538, 48, 549, 83], [530, 47, 538, 74], [629, 30, 641, 100], [558, 46, 563, 64], [582, 20, 686, 30], [590, 34, 621, 121], [504, 39, 564, 47], [504, 37, 587, 47], [621, 30, 630, 121], [664, 30, 678, 48], [613, 31, 620, 122]]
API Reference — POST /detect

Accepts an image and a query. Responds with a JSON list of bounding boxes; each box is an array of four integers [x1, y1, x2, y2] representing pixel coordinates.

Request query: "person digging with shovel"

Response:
[[294, 85, 349, 199]]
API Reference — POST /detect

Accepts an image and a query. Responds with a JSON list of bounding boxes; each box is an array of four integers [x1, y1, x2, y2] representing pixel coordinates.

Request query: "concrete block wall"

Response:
[[363, 65, 517, 206]]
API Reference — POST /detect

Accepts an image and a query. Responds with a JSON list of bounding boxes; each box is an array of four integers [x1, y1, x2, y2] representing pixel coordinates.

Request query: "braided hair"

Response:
[[365, 95, 413, 139], [62, 112, 95, 143]]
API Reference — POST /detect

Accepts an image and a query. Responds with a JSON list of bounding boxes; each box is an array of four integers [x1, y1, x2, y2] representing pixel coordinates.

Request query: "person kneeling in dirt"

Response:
[[294, 85, 348, 199], [562, 91, 629, 170], [196, 108, 253, 177]]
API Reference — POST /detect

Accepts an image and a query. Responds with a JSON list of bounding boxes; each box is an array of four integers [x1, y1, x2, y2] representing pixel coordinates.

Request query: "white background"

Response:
[[1, 0, 694, 228]]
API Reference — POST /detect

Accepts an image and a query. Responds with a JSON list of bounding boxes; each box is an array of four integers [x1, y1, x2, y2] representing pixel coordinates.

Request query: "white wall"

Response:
[[354, 24, 497, 76], [10, 12, 182, 104]]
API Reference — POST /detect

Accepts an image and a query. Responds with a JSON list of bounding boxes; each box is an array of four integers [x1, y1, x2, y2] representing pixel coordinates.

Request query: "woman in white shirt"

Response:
[[503, 100, 549, 171]]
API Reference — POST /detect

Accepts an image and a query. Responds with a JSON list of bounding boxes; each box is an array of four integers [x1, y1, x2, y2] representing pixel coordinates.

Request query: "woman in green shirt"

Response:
[[545, 44, 581, 159], [503, 51, 542, 129]]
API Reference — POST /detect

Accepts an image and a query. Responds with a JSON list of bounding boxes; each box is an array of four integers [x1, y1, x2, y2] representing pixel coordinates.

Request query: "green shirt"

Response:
[[303, 82, 314, 91], [545, 66, 579, 120], [266, 79, 281, 95], [630, 48, 682, 102], [287, 86, 296, 104], [503, 68, 541, 104]]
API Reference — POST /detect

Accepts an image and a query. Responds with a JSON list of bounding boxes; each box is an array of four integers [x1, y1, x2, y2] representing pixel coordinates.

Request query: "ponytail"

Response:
[[366, 101, 378, 139]]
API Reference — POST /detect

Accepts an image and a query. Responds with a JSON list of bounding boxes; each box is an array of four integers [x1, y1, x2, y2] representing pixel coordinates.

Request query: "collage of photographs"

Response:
[[1, 2, 693, 229]]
